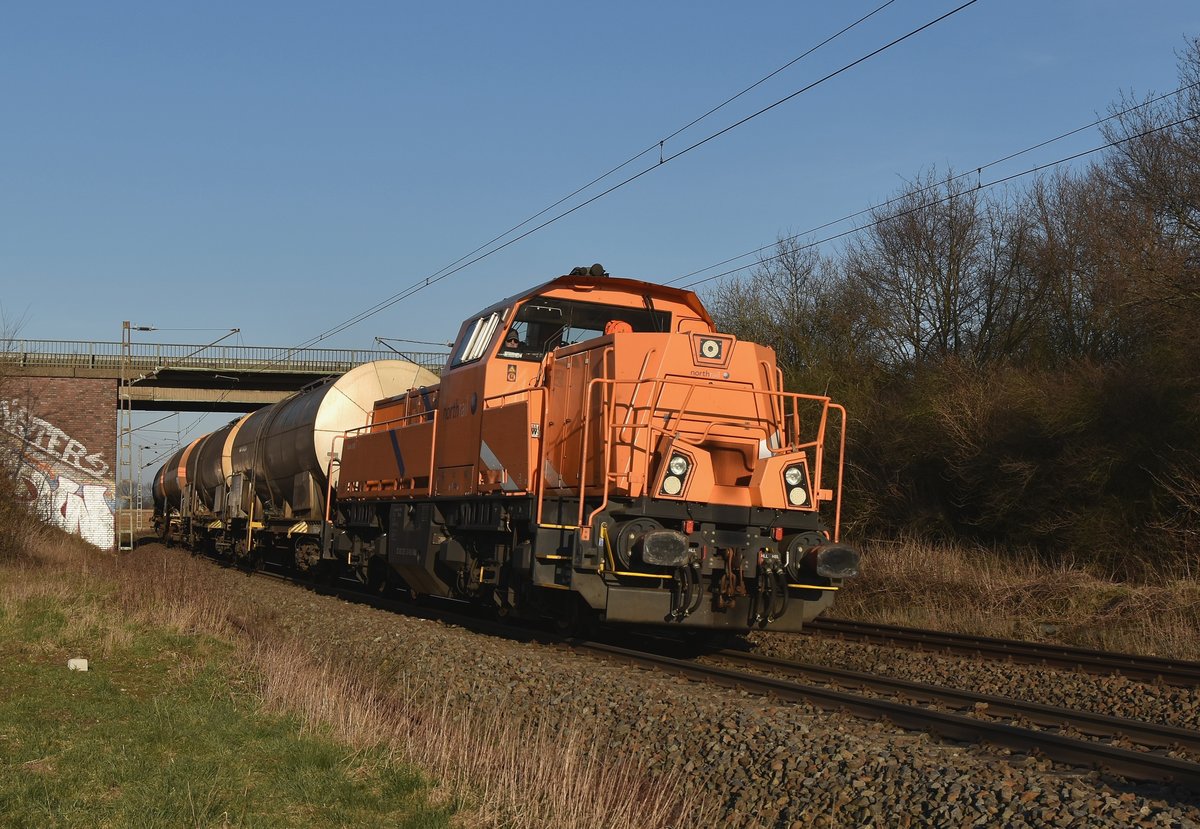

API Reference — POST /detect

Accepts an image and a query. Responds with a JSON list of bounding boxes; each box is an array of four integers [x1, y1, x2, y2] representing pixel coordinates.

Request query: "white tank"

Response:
[[228, 359, 438, 518]]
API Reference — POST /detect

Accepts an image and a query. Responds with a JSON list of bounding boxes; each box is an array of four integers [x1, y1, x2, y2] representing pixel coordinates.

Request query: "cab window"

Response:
[[500, 296, 670, 361], [450, 312, 502, 366]]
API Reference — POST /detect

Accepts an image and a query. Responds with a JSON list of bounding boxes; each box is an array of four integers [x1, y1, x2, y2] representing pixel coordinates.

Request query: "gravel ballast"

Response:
[[754, 631, 1200, 734], [153, 549, 1200, 828]]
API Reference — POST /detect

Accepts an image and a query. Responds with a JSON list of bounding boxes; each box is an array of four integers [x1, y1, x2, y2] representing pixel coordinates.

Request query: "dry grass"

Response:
[[835, 535, 1200, 659], [251, 641, 707, 829], [1, 528, 716, 829]]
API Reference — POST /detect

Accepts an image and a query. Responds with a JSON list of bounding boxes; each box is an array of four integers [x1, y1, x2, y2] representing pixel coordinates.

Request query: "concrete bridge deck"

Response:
[[1, 339, 448, 411]]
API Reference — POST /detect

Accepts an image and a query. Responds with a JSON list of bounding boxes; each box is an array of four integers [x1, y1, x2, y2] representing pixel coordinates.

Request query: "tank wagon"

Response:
[[154, 359, 439, 574], [155, 267, 858, 631]]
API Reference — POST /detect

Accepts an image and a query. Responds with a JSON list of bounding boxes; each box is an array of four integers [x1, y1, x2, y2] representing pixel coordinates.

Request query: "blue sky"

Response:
[[2, 1, 1197, 461]]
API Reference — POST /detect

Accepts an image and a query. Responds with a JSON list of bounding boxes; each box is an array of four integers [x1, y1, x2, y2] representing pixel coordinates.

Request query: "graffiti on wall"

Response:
[[1, 398, 115, 548], [16, 458, 116, 548]]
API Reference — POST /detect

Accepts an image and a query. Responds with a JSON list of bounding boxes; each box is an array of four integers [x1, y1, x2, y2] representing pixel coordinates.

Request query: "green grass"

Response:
[[0, 594, 451, 829]]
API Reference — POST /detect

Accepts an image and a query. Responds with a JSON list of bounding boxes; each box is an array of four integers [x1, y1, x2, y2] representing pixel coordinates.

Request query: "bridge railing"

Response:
[[0, 339, 449, 374]]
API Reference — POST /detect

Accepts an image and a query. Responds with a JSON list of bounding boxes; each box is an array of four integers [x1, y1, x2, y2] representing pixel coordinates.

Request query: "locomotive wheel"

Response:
[[551, 594, 597, 638], [356, 555, 390, 594]]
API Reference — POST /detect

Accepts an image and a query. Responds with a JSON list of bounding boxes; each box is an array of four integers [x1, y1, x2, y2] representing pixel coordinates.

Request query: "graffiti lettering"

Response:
[[0, 399, 110, 478], [1, 397, 115, 548], [16, 459, 115, 548]]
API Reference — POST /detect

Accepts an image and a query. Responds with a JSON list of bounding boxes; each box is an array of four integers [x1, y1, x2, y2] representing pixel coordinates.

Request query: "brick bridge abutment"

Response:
[[2, 375, 118, 548]]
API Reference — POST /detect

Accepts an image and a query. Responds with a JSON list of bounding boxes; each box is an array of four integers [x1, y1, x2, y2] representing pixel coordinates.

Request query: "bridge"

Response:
[[0, 337, 449, 550], [1, 339, 448, 411]]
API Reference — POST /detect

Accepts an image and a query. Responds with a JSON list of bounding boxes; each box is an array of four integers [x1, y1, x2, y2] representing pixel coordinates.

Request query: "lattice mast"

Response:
[[117, 321, 134, 551]]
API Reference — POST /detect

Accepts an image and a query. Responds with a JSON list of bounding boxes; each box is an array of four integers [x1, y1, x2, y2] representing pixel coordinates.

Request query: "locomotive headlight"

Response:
[[660, 453, 691, 496], [784, 464, 808, 507]]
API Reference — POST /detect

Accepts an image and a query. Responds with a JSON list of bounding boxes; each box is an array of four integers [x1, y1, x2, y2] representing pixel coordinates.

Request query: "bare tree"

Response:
[[1100, 36, 1200, 314], [706, 237, 875, 392], [844, 169, 990, 369], [0, 308, 39, 559], [1023, 171, 1136, 363], [964, 190, 1044, 365]]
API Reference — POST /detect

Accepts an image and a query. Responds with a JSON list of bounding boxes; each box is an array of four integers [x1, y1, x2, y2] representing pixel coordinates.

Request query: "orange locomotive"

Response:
[[333, 266, 858, 630]]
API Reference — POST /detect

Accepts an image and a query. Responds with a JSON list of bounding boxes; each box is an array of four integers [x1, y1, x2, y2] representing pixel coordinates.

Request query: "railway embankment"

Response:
[[5, 527, 1200, 827], [0, 530, 452, 828], [0, 527, 705, 829]]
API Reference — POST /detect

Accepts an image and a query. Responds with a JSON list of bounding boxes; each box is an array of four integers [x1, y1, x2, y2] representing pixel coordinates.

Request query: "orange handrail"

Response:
[[565, 374, 843, 533], [829, 402, 847, 542]]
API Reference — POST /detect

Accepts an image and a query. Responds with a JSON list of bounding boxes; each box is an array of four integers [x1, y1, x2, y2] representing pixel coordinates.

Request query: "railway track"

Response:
[[581, 640, 1200, 789], [205, 556, 1200, 789], [706, 649, 1200, 755], [804, 617, 1200, 687]]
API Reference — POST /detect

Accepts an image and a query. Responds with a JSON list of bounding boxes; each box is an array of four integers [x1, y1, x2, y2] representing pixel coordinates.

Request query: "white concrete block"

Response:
[[68, 658, 89, 672]]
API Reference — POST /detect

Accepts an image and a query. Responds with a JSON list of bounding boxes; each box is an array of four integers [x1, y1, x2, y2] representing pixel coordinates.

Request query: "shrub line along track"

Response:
[[805, 618, 1200, 687], [210, 558, 1200, 790]]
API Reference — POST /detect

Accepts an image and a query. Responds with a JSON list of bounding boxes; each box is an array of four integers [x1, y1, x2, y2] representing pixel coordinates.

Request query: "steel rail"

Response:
[[708, 649, 1200, 754], [805, 618, 1200, 686], [577, 641, 1200, 788]]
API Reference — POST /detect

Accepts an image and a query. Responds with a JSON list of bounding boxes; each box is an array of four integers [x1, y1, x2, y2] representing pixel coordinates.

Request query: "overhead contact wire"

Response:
[[679, 111, 1200, 290], [285, 0, 981, 351], [297, 0, 900, 351], [669, 79, 1200, 285], [142, 1, 972, 464]]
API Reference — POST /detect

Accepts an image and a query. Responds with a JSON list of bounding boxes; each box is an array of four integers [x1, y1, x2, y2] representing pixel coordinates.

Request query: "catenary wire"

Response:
[[282, 0, 981, 352], [400, 0, 900, 294], [138, 1, 994, 465], [133, 6, 902, 469], [280, 0, 907, 352], [154, 0, 1151, 468], [677, 111, 1200, 290], [668, 79, 1200, 285]]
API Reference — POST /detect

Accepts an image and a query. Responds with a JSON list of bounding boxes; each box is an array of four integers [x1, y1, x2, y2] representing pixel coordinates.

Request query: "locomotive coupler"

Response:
[[716, 548, 746, 611]]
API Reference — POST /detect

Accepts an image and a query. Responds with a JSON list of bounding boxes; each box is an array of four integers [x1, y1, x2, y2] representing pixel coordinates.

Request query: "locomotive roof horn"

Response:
[[569, 263, 608, 277]]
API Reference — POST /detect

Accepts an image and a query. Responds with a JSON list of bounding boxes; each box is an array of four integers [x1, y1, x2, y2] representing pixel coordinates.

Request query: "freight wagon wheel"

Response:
[[233, 537, 255, 570], [294, 540, 322, 574]]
